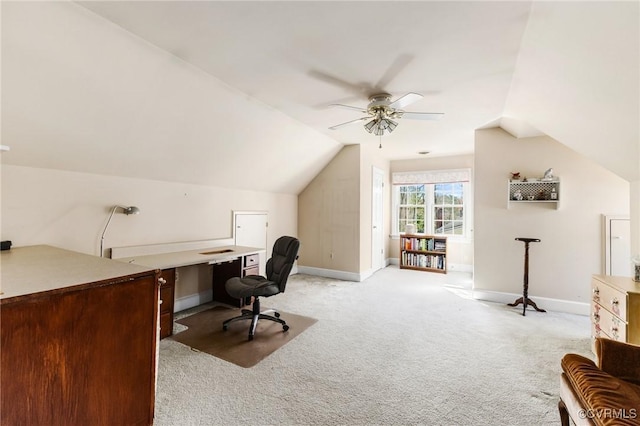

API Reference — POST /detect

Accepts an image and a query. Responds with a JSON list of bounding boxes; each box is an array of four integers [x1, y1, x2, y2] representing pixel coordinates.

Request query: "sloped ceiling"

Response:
[[1, 1, 638, 194]]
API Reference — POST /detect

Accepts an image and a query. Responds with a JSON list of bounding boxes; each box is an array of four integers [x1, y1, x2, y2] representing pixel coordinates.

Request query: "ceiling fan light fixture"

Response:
[[364, 119, 377, 133], [386, 119, 398, 133]]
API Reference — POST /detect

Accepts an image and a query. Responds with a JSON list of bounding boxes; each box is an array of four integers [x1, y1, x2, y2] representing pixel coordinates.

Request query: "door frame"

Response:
[[371, 167, 385, 272], [603, 214, 630, 275]]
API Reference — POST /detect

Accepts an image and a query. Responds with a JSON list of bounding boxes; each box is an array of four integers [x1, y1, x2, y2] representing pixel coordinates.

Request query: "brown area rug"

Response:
[[170, 306, 317, 368]]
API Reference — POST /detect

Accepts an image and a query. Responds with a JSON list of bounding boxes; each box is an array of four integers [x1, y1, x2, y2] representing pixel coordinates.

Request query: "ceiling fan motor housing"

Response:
[[368, 93, 394, 117]]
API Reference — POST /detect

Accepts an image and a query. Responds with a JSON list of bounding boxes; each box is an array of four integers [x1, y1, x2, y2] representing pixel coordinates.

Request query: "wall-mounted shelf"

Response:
[[508, 178, 560, 209]]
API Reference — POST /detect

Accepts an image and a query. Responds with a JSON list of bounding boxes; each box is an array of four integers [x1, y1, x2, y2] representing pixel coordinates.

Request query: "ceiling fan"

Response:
[[329, 92, 444, 136]]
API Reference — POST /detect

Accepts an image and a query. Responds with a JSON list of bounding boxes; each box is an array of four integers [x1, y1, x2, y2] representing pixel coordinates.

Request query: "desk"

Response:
[[115, 244, 263, 270], [1, 245, 158, 425], [115, 244, 264, 338]]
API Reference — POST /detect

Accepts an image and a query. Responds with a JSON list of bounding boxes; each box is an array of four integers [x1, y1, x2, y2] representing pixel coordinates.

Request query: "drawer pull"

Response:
[[611, 326, 619, 339], [611, 298, 620, 315], [592, 287, 600, 302], [159, 277, 167, 285], [592, 313, 600, 323]]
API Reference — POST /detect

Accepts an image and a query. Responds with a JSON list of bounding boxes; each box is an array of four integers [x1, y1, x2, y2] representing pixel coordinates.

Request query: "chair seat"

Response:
[[225, 275, 280, 299]]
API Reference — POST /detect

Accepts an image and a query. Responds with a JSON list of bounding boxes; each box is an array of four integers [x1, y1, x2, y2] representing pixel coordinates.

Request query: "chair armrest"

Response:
[[596, 337, 640, 385]]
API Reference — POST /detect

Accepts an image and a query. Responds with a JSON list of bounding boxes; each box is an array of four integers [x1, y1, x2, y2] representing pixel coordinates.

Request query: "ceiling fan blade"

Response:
[[389, 92, 423, 110], [329, 117, 369, 130], [308, 70, 369, 96], [374, 54, 414, 90], [399, 111, 444, 120], [329, 104, 368, 113]]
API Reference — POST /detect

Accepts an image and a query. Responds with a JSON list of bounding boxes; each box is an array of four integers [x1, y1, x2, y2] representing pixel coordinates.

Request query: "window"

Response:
[[398, 185, 426, 233], [433, 183, 464, 235], [392, 169, 470, 238]]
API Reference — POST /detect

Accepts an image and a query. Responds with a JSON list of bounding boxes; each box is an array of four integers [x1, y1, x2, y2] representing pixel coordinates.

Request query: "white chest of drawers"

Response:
[[591, 274, 640, 353]]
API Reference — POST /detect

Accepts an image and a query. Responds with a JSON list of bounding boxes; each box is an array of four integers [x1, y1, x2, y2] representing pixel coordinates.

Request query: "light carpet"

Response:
[[155, 266, 592, 425]]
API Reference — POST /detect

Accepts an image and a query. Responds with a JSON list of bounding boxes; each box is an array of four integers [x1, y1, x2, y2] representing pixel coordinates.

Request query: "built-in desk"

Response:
[[115, 244, 263, 270], [1, 245, 158, 425], [113, 242, 265, 337]]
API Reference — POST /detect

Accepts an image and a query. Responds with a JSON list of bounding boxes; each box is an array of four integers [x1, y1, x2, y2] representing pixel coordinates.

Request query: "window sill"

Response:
[[390, 233, 471, 243]]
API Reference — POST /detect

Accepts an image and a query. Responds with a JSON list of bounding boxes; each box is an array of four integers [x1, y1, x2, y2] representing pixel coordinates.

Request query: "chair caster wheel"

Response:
[[283, 325, 289, 332], [274, 312, 280, 318]]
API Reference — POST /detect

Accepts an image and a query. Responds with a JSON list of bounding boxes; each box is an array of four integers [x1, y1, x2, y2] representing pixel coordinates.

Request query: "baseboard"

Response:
[[174, 289, 213, 313], [472, 289, 590, 315], [296, 266, 364, 282]]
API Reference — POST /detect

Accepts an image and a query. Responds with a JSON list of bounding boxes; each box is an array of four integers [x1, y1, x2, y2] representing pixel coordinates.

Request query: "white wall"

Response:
[[2, 1, 341, 195], [1, 165, 297, 257], [474, 128, 629, 313]]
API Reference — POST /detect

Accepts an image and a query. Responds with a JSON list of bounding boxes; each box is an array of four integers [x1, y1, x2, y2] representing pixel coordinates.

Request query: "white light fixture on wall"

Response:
[[99, 205, 140, 257]]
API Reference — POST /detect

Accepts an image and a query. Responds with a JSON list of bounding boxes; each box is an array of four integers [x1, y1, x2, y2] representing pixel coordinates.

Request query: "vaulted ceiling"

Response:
[[2, 1, 638, 193]]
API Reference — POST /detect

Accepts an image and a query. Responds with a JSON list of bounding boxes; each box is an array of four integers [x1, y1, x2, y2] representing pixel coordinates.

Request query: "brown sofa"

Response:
[[559, 337, 640, 425]]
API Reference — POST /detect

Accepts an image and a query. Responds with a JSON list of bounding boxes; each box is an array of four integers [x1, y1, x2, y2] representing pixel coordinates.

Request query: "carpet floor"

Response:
[[155, 266, 592, 425]]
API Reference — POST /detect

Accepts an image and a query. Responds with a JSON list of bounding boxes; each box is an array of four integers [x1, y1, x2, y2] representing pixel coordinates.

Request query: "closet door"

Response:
[[234, 211, 268, 275]]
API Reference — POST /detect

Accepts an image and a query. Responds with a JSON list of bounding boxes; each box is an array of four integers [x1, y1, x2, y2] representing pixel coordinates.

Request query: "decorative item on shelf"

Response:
[[510, 172, 521, 181], [527, 195, 535, 201], [513, 190, 523, 201], [550, 187, 558, 200], [405, 224, 416, 234], [633, 255, 640, 282], [542, 168, 554, 181]]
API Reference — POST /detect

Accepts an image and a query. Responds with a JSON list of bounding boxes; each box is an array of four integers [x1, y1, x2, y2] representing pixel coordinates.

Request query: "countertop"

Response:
[[114, 245, 264, 270], [1, 245, 155, 301]]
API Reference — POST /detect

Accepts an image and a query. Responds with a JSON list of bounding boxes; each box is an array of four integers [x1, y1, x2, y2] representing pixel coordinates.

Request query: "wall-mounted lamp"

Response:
[[99, 205, 140, 257]]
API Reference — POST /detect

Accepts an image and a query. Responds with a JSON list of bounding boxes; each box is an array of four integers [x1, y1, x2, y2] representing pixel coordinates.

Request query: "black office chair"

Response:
[[222, 236, 300, 341]]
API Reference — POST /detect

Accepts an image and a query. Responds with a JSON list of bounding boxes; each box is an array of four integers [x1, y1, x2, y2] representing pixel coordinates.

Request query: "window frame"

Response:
[[392, 178, 470, 240]]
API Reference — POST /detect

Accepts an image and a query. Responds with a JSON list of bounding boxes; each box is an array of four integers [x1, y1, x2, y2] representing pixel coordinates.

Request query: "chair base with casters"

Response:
[[222, 297, 289, 341], [222, 236, 300, 341]]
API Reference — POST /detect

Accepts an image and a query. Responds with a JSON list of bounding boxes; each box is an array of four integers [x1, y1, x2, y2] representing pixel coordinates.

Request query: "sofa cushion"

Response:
[[562, 353, 640, 425]]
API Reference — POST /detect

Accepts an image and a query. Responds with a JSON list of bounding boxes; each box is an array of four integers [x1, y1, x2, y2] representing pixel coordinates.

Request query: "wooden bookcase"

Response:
[[400, 234, 447, 274]]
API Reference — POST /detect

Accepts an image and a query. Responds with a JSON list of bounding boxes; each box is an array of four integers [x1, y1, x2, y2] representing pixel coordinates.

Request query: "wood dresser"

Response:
[[0, 245, 159, 426], [591, 274, 640, 353]]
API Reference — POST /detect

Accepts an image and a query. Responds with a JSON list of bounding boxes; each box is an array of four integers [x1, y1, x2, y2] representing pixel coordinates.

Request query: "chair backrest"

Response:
[[266, 236, 300, 293]]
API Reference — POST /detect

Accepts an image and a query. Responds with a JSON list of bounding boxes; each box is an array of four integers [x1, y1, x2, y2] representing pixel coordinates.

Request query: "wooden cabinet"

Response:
[[508, 178, 560, 209], [400, 234, 447, 274], [159, 268, 176, 339], [0, 245, 158, 426], [591, 275, 640, 354]]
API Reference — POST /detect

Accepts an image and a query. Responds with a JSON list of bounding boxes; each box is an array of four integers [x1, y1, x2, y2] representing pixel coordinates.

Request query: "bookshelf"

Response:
[[399, 234, 447, 274]]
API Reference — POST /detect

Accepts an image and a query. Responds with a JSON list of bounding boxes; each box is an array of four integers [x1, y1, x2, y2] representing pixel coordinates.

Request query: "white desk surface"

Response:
[[114, 245, 264, 270], [1, 245, 154, 301]]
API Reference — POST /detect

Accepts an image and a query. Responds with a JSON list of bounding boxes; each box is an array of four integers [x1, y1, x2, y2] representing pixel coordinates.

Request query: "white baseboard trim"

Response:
[[472, 289, 590, 316], [296, 266, 364, 282], [174, 289, 213, 313]]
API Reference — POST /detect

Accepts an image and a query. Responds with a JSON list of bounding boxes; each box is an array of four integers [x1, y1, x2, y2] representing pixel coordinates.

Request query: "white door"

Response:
[[372, 167, 385, 272], [604, 215, 631, 276], [234, 212, 268, 275]]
